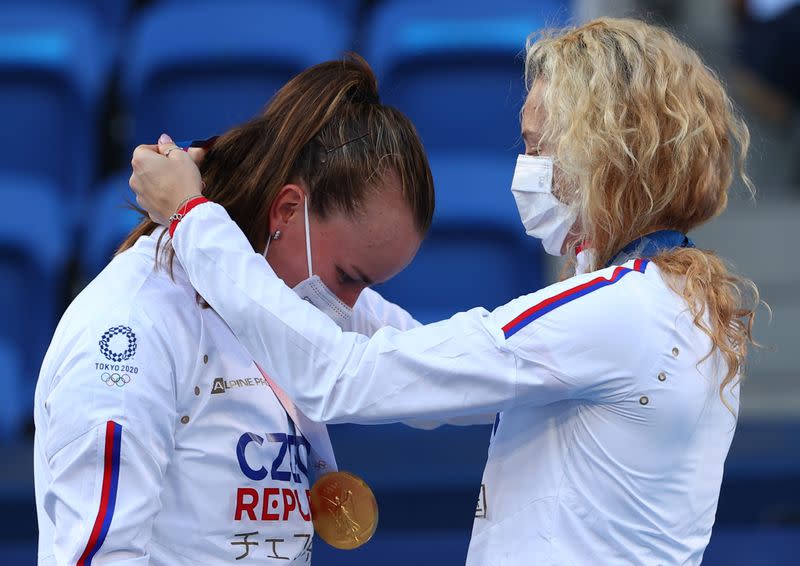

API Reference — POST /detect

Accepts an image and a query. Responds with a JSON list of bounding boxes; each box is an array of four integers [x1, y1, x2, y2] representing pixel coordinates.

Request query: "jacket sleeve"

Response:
[[346, 287, 421, 335], [350, 288, 495, 428], [171, 203, 646, 424], [39, 306, 177, 565]]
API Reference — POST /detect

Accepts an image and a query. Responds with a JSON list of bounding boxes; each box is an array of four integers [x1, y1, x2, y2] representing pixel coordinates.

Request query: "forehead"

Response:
[[317, 182, 420, 282], [521, 83, 547, 150]]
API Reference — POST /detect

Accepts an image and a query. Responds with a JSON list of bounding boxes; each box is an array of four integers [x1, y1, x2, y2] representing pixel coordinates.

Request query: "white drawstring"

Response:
[[303, 195, 313, 277], [262, 195, 312, 276], [262, 233, 272, 258]]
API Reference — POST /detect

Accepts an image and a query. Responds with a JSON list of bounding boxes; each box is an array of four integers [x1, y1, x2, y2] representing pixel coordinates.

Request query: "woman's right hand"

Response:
[[129, 133, 206, 226]]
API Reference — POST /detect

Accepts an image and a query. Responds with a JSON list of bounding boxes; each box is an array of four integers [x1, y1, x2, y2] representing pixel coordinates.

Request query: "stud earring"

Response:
[[272, 230, 281, 240]]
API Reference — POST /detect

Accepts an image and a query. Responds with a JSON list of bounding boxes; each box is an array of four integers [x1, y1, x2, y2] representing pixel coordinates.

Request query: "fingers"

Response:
[[158, 133, 186, 160], [131, 144, 159, 170], [162, 144, 182, 159], [158, 133, 175, 152], [154, 133, 205, 165], [129, 132, 205, 224]]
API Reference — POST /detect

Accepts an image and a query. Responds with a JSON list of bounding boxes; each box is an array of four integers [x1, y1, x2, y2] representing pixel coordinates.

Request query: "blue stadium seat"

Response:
[[375, 154, 545, 323], [0, 4, 111, 203], [364, 0, 568, 156], [0, 174, 69, 424], [364, 1, 566, 317], [0, 340, 24, 440], [325, 0, 363, 20], [24, 0, 135, 31], [82, 172, 146, 279], [122, 0, 351, 150], [160, 0, 363, 22]]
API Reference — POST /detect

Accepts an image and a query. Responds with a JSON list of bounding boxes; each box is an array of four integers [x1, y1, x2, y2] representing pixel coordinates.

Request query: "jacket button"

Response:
[[658, 372, 667, 382], [672, 347, 680, 357], [180, 416, 190, 424], [194, 386, 201, 396], [639, 396, 649, 406], [203, 354, 209, 364]]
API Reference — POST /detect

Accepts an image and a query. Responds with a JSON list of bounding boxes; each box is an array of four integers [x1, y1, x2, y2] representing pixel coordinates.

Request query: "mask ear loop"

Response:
[[262, 194, 313, 273], [262, 232, 271, 258], [262, 230, 281, 259], [262, 233, 272, 259], [303, 195, 313, 278]]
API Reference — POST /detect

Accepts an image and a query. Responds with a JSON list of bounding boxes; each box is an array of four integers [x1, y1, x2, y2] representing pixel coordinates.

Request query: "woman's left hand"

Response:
[[129, 133, 205, 225]]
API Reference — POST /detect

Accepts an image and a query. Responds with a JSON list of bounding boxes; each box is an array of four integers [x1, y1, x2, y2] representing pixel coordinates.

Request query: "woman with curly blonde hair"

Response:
[[130, 18, 760, 565]]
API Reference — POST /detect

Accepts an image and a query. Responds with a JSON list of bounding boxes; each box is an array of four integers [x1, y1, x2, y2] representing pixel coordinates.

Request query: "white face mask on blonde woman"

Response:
[[510, 154, 577, 256], [515, 80, 577, 256]]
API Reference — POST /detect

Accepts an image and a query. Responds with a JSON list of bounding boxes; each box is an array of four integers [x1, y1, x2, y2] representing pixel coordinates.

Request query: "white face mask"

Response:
[[263, 196, 353, 328], [510, 154, 577, 256]]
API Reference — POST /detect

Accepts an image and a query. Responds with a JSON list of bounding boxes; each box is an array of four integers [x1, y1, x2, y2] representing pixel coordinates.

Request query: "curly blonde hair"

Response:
[[525, 18, 760, 409]]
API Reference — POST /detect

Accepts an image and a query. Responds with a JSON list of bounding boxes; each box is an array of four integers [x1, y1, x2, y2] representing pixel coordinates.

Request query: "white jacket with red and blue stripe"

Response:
[[166, 202, 740, 566], [33, 229, 417, 565]]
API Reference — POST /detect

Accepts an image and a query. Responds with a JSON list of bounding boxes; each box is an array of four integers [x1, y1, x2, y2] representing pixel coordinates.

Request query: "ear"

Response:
[[268, 183, 307, 232]]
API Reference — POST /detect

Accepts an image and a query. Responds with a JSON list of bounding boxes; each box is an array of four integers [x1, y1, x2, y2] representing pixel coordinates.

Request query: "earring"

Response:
[[273, 230, 281, 240]]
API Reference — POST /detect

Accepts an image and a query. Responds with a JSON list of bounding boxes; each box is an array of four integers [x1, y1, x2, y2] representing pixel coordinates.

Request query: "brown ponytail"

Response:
[[119, 54, 434, 268]]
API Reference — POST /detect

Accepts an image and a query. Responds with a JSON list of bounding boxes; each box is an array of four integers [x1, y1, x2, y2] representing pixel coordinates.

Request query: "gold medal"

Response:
[[310, 471, 378, 550]]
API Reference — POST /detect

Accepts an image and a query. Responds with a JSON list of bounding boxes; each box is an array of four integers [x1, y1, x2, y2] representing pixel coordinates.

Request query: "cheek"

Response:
[[303, 235, 356, 299], [311, 262, 338, 287], [267, 253, 304, 288]]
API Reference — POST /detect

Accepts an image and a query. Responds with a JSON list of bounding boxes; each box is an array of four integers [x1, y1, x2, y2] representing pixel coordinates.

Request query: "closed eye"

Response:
[[336, 266, 360, 286]]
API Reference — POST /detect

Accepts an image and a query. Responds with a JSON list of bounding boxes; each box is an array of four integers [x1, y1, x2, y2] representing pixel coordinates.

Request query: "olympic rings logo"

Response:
[[101, 372, 132, 387]]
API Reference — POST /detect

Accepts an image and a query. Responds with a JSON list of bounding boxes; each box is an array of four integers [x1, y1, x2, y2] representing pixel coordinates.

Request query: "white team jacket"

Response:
[[169, 202, 740, 565], [33, 229, 417, 565]]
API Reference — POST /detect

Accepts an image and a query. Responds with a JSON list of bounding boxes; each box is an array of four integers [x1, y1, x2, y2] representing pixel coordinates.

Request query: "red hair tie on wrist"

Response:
[[169, 196, 209, 238]]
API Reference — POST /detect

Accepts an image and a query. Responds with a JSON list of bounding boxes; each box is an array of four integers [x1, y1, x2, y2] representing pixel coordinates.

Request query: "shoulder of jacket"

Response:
[[493, 259, 656, 343], [58, 251, 203, 356]]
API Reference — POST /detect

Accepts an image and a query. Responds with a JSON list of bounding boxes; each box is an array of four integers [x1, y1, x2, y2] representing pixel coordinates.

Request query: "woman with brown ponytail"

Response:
[[131, 18, 762, 565], [34, 56, 434, 565]]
